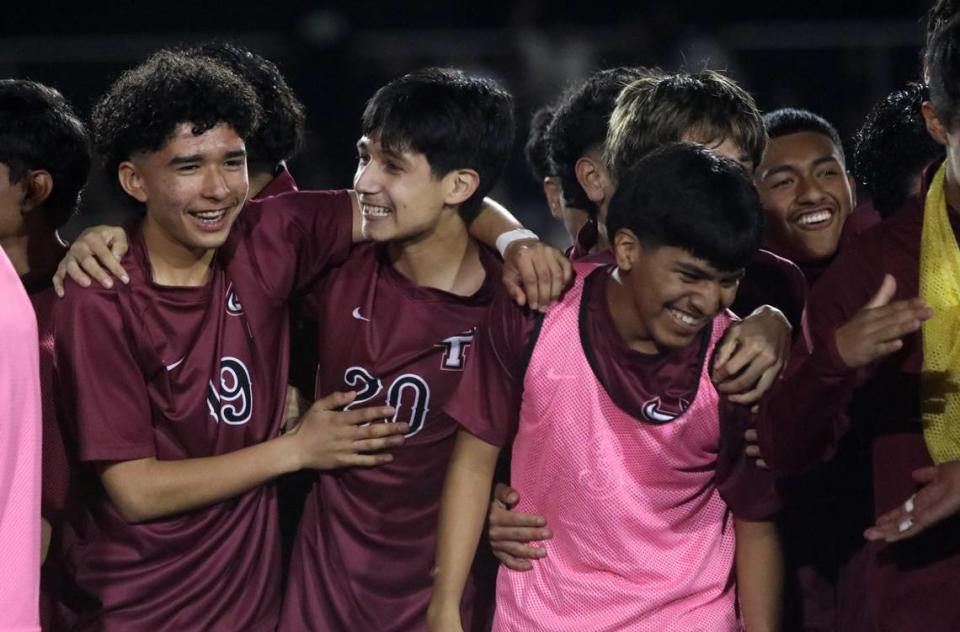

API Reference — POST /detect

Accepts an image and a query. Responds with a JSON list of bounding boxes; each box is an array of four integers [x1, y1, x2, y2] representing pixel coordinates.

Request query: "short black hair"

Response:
[[92, 49, 261, 188], [854, 83, 944, 217], [926, 16, 960, 130], [607, 142, 763, 272], [763, 108, 845, 164], [192, 41, 306, 173], [524, 105, 556, 183], [361, 67, 514, 219], [0, 80, 90, 229], [546, 67, 655, 216]]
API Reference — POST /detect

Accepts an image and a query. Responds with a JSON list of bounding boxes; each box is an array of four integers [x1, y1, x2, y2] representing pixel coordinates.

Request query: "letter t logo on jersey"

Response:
[[438, 330, 475, 371]]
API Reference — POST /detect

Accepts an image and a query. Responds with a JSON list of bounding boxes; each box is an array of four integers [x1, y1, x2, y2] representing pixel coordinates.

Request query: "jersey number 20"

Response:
[[343, 366, 430, 437]]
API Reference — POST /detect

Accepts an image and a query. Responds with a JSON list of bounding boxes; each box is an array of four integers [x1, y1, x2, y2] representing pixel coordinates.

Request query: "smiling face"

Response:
[[353, 134, 462, 244], [121, 122, 248, 262], [611, 237, 743, 354], [755, 131, 855, 263]]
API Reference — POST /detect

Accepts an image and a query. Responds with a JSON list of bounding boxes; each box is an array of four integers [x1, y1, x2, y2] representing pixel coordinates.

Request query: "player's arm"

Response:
[[734, 518, 782, 632], [757, 274, 932, 474], [465, 197, 572, 311], [427, 430, 501, 632], [99, 391, 403, 523], [716, 401, 782, 630]]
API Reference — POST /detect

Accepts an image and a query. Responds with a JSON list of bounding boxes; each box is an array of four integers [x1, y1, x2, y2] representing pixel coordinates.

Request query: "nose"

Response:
[[202, 165, 231, 200], [795, 174, 827, 205], [689, 281, 723, 317], [353, 160, 380, 195]]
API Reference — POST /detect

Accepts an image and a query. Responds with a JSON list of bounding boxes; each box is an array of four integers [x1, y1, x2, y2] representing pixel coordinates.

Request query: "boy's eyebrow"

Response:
[[674, 261, 712, 277], [168, 154, 203, 166], [168, 148, 246, 167]]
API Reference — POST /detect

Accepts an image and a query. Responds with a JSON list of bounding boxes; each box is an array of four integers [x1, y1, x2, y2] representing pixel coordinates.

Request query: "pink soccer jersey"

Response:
[[464, 264, 745, 631], [0, 247, 42, 632]]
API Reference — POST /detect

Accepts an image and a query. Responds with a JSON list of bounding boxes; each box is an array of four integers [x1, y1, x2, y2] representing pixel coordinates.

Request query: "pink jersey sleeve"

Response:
[[53, 285, 154, 463], [233, 189, 355, 301], [0, 249, 41, 632], [444, 286, 540, 447]]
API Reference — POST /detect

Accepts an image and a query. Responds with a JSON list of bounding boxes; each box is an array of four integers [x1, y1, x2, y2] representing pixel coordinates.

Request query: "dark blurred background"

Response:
[[1, 0, 936, 246]]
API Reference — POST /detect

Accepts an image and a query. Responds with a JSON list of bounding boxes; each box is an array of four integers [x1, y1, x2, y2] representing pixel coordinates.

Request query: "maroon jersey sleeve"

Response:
[[444, 286, 540, 447], [757, 229, 883, 475], [715, 401, 780, 520], [53, 286, 154, 462], [231, 189, 354, 301]]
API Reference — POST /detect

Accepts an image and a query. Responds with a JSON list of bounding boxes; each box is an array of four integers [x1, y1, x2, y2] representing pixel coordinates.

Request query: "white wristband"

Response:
[[496, 228, 539, 256]]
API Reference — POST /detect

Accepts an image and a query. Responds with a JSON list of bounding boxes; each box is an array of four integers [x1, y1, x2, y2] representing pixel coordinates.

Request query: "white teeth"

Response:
[[796, 210, 832, 225], [670, 308, 698, 326], [362, 204, 391, 217], [192, 209, 226, 222]]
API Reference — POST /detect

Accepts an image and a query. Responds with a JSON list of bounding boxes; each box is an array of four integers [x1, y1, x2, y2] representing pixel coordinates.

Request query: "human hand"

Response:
[[502, 239, 572, 312], [743, 428, 768, 470], [53, 224, 130, 297], [426, 602, 464, 632], [835, 274, 933, 369], [487, 482, 551, 570], [286, 390, 403, 470], [713, 305, 790, 404], [864, 461, 960, 543]]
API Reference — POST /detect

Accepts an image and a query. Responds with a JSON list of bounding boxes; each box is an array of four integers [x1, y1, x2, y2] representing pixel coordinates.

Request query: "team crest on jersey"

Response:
[[437, 330, 475, 371], [207, 356, 253, 425], [225, 283, 244, 316], [640, 397, 690, 424]]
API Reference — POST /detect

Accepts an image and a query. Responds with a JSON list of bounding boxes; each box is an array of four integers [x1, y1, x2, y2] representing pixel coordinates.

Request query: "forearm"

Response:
[[468, 197, 523, 248], [735, 518, 782, 632], [430, 431, 501, 612], [100, 434, 300, 523]]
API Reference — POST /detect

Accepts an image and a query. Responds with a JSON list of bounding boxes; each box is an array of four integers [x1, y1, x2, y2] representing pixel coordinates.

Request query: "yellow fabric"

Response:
[[920, 163, 960, 464]]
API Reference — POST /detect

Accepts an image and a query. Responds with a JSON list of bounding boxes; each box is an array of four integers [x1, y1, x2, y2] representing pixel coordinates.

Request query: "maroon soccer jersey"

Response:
[[280, 243, 502, 632], [447, 265, 779, 521], [52, 190, 353, 631], [758, 164, 960, 630]]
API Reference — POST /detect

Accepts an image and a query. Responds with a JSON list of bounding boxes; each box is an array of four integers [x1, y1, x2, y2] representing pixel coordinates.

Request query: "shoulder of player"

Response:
[[240, 188, 352, 221]]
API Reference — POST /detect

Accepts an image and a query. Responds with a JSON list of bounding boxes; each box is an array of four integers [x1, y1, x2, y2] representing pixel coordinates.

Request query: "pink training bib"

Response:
[[494, 264, 740, 632]]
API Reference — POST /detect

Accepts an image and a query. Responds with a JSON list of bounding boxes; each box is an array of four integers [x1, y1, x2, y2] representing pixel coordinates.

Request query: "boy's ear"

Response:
[[575, 155, 608, 205], [21, 170, 54, 213], [444, 169, 480, 207], [118, 161, 149, 204], [922, 101, 949, 146], [612, 228, 640, 272]]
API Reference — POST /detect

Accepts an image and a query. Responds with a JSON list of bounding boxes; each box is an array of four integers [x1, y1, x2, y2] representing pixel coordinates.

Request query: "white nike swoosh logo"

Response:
[[352, 307, 371, 322], [642, 401, 677, 423], [165, 357, 185, 371], [546, 368, 575, 380]]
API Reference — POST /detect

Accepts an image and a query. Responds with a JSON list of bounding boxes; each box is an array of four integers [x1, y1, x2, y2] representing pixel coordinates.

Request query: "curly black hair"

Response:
[[0, 79, 90, 229], [854, 83, 944, 217], [191, 42, 306, 173], [546, 67, 655, 217], [92, 49, 261, 187]]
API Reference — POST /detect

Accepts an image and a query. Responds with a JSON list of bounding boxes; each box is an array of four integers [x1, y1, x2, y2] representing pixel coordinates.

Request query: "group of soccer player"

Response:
[[4, 2, 960, 631]]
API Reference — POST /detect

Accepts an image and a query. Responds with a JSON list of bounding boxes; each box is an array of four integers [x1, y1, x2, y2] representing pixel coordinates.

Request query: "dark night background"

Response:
[[0, 1, 937, 246]]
